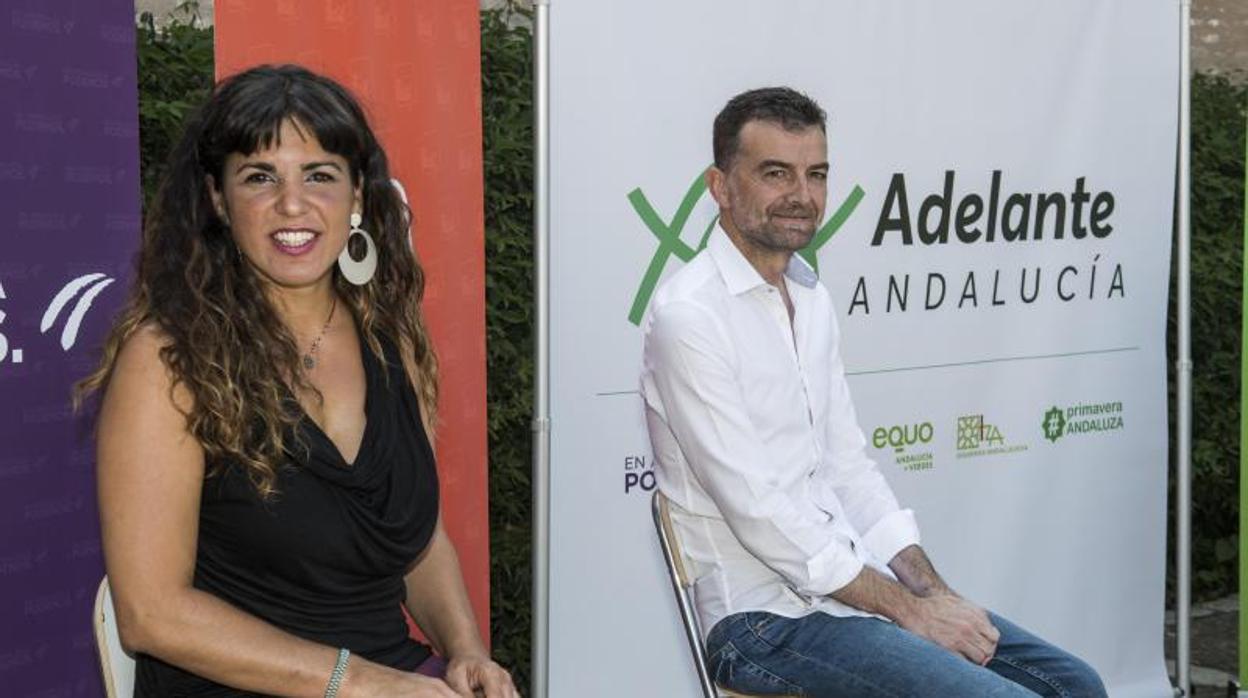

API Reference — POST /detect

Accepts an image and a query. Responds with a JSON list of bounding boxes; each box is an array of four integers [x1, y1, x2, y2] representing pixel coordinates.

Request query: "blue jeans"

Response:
[[705, 610, 1107, 697]]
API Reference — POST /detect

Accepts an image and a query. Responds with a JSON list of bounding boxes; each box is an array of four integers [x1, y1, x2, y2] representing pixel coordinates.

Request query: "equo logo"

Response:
[[872, 422, 934, 453], [625, 171, 866, 325]]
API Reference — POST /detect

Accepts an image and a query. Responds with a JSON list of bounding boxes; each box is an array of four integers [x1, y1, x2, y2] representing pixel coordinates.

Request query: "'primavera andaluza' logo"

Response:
[[1042, 407, 1066, 443], [1041, 401, 1124, 443]]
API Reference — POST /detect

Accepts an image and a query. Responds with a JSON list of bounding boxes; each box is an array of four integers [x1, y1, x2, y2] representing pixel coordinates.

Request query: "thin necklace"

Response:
[[302, 295, 337, 371]]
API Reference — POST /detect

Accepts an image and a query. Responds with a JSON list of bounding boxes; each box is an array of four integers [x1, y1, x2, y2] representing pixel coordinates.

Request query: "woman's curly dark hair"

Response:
[[78, 64, 438, 497]]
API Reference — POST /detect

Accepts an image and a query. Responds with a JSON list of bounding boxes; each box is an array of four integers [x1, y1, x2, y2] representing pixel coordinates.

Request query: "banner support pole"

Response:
[[1238, 0, 1248, 689], [532, 0, 552, 696], [1175, 0, 1192, 695]]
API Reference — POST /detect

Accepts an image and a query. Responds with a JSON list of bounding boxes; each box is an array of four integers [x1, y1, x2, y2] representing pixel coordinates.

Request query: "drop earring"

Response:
[[337, 212, 377, 285]]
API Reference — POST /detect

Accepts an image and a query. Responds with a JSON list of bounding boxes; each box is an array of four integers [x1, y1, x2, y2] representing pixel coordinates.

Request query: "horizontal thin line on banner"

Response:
[[592, 346, 1141, 396], [846, 346, 1141, 376]]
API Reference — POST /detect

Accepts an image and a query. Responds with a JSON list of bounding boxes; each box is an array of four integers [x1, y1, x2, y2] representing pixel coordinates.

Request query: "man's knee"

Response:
[[1060, 656, 1108, 698]]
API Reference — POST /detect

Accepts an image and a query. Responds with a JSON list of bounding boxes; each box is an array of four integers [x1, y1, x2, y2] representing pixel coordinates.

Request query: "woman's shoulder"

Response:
[[111, 321, 171, 382], [120, 320, 170, 352], [106, 321, 193, 415], [96, 322, 206, 484]]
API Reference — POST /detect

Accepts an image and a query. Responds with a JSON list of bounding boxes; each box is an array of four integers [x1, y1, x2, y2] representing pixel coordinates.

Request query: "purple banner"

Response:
[[0, 1, 139, 695]]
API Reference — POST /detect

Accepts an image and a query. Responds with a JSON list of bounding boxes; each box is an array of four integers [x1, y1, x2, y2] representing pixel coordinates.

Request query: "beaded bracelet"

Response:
[[324, 648, 351, 698]]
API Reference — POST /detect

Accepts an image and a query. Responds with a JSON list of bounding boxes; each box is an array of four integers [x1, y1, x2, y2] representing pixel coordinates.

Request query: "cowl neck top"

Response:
[[135, 335, 440, 697]]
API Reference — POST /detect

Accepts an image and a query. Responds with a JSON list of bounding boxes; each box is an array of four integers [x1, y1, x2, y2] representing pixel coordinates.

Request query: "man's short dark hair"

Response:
[[712, 87, 826, 170]]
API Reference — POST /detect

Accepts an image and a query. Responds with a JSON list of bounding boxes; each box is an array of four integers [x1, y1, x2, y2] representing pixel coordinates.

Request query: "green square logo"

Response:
[[957, 415, 983, 451]]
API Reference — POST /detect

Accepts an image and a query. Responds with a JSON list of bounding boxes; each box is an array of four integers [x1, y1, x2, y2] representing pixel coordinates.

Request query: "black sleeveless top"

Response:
[[135, 338, 440, 697]]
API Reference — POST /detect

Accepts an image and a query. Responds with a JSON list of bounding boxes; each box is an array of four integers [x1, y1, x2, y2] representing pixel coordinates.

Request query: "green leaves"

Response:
[[135, 11, 213, 212], [480, 6, 535, 688], [1169, 74, 1247, 602]]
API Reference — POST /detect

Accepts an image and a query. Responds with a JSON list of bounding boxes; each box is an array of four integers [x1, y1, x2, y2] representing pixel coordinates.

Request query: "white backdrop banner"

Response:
[[547, 2, 1177, 696]]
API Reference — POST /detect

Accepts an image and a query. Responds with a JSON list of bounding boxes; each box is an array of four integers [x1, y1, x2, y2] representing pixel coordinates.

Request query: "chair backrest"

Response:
[[93, 577, 135, 698], [651, 492, 799, 698], [652, 490, 719, 698]]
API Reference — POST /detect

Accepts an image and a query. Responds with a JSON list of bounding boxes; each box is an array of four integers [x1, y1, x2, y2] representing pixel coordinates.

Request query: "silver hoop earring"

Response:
[[337, 212, 377, 285]]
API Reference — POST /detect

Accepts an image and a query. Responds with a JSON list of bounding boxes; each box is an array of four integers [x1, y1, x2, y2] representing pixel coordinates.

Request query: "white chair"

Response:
[[93, 577, 135, 698], [651, 491, 797, 698]]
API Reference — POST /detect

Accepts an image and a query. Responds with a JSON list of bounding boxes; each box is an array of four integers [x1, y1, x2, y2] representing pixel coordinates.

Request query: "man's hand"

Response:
[[445, 653, 520, 698], [830, 564, 999, 666], [897, 594, 999, 666]]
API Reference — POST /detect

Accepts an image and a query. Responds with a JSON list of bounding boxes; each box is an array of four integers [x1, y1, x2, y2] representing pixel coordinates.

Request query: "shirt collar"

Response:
[[785, 253, 818, 289], [708, 221, 819, 295]]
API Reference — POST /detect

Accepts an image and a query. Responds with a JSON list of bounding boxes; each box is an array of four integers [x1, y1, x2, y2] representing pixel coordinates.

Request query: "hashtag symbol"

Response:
[[1042, 407, 1066, 443]]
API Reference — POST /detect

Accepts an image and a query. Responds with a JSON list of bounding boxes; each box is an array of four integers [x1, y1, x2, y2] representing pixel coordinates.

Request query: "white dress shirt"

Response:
[[640, 225, 921, 639]]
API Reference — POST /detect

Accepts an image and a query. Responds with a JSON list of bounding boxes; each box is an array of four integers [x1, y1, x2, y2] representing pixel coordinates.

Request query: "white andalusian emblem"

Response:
[[41, 272, 115, 350]]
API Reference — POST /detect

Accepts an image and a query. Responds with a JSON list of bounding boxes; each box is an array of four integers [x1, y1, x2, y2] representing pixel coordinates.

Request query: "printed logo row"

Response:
[[873, 400, 1125, 472], [620, 400, 1125, 494]]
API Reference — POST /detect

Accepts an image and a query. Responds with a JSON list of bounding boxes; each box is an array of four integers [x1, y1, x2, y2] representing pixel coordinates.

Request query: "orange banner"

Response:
[[214, 1, 490, 644]]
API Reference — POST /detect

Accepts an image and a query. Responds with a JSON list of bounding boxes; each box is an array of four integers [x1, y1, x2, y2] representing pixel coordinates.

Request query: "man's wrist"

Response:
[[909, 578, 953, 598], [831, 565, 924, 625], [886, 587, 923, 627], [888, 544, 952, 599]]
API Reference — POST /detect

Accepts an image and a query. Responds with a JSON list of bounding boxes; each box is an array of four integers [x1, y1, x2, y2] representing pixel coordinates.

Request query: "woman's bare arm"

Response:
[[403, 522, 516, 697], [98, 326, 455, 698], [402, 522, 485, 660]]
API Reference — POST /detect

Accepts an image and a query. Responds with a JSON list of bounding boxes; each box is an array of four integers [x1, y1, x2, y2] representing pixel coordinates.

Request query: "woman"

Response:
[[80, 65, 517, 697]]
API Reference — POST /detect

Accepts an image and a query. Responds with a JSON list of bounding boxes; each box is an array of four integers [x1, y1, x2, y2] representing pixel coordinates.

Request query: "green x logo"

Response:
[[626, 170, 866, 325]]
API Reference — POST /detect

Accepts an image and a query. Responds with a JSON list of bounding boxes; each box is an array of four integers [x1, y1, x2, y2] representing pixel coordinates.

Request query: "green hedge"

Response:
[[1178, 74, 1247, 601], [136, 11, 214, 211], [480, 8, 535, 688], [135, 10, 1247, 689]]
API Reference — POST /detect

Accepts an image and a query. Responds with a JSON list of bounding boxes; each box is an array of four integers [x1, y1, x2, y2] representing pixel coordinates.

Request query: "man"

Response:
[[640, 87, 1106, 697]]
